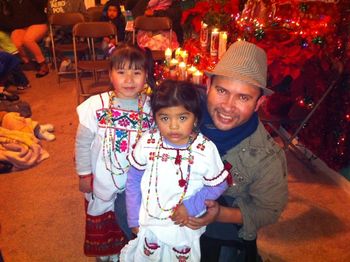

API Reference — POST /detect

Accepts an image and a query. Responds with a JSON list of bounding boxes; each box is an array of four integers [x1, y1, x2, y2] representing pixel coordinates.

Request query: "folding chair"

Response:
[[132, 15, 172, 61], [86, 5, 104, 21], [48, 12, 88, 84], [73, 21, 118, 104]]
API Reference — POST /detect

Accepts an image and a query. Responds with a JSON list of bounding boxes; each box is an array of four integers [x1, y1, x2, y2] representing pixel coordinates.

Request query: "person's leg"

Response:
[[114, 191, 133, 240], [10, 29, 29, 63], [22, 24, 48, 64]]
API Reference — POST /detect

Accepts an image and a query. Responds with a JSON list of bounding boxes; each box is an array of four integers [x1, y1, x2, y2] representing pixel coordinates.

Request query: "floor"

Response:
[[0, 69, 350, 262]]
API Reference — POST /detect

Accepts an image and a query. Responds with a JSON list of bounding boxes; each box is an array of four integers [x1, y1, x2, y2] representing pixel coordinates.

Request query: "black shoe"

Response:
[[35, 62, 49, 78], [0, 91, 19, 101]]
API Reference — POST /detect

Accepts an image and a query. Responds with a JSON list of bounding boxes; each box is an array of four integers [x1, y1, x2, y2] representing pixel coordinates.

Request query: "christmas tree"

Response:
[[180, 0, 350, 177]]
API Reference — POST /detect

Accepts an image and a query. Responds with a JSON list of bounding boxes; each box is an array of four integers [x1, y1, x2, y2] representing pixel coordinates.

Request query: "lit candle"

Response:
[[218, 31, 227, 59], [192, 70, 203, 85], [210, 28, 219, 57], [181, 50, 188, 64], [187, 65, 197, 78], [200, 21, 209, 50], [169, 59, 179, 79], [178, 62, 187, 80], [175, 48, 182, 61], [165, 48, 172, 65]]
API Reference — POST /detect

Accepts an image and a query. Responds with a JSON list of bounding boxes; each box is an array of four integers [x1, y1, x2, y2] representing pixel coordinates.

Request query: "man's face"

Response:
[[207, 75, 264, 131]]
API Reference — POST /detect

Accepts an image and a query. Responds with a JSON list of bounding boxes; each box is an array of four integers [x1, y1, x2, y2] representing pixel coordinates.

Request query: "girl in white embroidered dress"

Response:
[[75, 43, 155, 260], [121, 80, 229, 261]]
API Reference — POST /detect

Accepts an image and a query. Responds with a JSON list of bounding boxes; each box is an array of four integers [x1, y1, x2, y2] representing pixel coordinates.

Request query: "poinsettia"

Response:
[[182, 0, 239, 33]]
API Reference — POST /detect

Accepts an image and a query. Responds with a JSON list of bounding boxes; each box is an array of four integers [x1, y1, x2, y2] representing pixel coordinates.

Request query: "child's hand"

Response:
[[79, 175, 92, 193], [171, 204, 189, 226], [131, 227, 139, 235]]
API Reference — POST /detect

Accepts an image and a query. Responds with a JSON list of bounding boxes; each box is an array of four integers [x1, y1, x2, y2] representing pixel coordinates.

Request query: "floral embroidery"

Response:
[[118, 118, 130, 127], [173, 246, 191, 261], [147, 138, 156, 144], [120, 140, 128, 152], [188, 155, 194, 165], [143, 238, 160, 256], [196, 143, 205, 150], [112, 110, 121, 118], [129, 112, 139, 121], [149, 152, 155, 160], [116, 130, 125, 138], [161, 154, 169, 161], [97, 107, 153, 154]]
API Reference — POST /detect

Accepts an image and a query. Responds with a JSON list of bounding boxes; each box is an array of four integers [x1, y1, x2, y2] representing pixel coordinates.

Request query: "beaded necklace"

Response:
[[102, 91, 144, 190], [145, 135, 193, 220]]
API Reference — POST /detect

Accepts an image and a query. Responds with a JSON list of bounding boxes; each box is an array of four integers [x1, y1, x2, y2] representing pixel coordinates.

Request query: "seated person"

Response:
[[100, 0, 126, 55], [7, 0, 49, 78], [126, 0, 184, 44], [0, 51, 30, 101]]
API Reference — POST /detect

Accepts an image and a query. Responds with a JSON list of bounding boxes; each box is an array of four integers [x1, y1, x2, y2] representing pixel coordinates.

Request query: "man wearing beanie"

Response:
[[182, 41, 288, 261]]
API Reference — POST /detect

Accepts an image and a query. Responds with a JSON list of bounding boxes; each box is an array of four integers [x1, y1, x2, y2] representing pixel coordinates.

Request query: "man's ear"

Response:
[[254, 95, 266, 112], [206, 76, 213, 94]]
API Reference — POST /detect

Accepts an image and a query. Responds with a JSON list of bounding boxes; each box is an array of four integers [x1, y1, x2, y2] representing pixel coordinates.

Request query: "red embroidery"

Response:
[[149, 152, 155, 160], [196, 143, 205, 150]]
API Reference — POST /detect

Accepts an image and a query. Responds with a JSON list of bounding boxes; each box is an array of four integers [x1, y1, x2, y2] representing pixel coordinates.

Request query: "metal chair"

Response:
[[48, 12, 88, 84], [86, 5, 104, 21], [132, 15, 172, 61], [73, 21, 118, 104]]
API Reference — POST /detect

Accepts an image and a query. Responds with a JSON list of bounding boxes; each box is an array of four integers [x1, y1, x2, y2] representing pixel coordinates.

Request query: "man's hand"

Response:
[[171, 204, 189, 225], [185, 200, 220, 230], [131, 227, 139, 235], [79, 175, 92, 193]]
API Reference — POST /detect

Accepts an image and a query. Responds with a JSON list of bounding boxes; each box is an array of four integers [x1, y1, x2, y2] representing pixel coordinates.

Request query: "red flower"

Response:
[[120, 140, 128, 152], [130, 112, 139, 121]]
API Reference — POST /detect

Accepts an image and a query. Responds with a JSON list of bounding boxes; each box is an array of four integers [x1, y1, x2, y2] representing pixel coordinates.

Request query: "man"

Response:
[[184, 41, 288, 261]]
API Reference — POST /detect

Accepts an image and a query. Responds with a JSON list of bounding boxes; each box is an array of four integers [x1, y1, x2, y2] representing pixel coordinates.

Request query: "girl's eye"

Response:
[[116, 70, 125, 74], [133, 70, 143, 75], [179, 116, 187, 121], [160, 116, 168, 121]]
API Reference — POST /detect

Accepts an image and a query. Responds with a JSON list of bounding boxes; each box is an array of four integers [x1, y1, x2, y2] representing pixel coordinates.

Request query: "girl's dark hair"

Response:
[[109, 43, 156, 90], [151, 80, 202, 122]]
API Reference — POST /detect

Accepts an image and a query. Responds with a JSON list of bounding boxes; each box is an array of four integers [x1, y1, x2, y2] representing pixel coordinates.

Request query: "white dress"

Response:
[[77, 92, 153, 215], [121, 129, 228, 261]]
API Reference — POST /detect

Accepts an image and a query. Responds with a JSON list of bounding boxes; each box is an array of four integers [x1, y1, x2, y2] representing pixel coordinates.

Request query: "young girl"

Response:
[[121, 80, 229, 261], [75, 43, 154, 262]]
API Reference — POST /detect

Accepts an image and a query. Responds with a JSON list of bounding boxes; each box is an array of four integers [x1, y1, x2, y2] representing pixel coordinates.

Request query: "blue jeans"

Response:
[[114, 191, 133, 240]]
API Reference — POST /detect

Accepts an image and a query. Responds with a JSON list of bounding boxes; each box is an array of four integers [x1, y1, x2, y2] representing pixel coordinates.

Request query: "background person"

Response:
[[7, 0, 49, 78]]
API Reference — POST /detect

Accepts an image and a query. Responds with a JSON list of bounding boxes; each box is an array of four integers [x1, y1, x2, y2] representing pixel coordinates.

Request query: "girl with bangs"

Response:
[[75, 43, 155, 261]]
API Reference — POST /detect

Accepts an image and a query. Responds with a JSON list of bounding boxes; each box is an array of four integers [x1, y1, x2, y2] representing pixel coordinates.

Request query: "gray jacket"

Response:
[[222, 121, 288, 240]]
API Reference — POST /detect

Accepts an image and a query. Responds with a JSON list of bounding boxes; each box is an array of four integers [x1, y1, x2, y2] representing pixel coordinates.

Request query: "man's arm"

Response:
[[186, 200, 242, 229]]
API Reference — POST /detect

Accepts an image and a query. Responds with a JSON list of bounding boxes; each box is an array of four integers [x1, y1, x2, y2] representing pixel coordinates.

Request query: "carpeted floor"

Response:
[[0, 70, 349, 262]]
